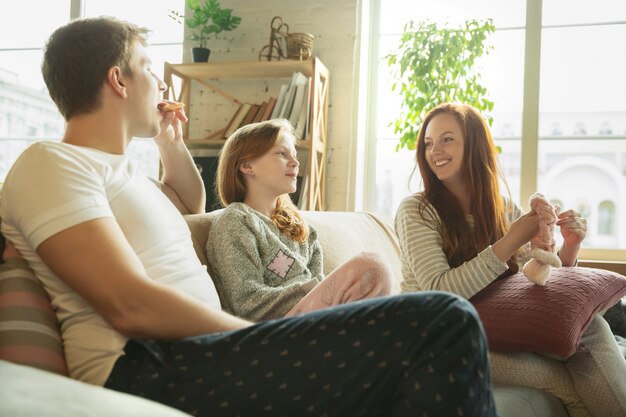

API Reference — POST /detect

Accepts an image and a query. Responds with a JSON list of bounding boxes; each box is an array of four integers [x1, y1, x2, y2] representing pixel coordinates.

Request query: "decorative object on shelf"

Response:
[[386, 19, 495, 151], [169, 0, 241, 63], [286, 32, 314, 61], [259, 16, 289, 61]]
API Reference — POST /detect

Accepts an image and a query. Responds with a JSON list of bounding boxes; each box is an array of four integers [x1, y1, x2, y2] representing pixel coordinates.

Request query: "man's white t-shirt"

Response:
[[0, 142, 221, 386]]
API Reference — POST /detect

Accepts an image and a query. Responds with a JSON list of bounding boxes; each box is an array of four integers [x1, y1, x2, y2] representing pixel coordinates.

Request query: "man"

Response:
[[0, 17, 497, 416]]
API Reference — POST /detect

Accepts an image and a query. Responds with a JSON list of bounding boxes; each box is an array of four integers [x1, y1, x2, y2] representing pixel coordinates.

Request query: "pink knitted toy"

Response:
[[522, 193, 562, 286]]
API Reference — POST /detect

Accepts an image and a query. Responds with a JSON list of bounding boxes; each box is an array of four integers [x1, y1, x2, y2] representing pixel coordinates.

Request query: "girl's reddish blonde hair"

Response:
[[415, 103, 518, 276], [216, 119, 309, 242]]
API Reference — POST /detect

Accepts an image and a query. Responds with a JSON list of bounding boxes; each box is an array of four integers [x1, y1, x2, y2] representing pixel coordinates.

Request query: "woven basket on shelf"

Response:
[[286, 33, 314, 60]]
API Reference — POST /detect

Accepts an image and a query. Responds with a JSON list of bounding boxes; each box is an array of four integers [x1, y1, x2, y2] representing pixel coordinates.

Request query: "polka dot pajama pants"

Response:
[[105, 292, 497, 417]]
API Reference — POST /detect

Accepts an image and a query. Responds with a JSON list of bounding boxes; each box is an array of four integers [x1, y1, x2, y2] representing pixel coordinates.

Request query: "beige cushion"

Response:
[[300, 211, 403, 293]]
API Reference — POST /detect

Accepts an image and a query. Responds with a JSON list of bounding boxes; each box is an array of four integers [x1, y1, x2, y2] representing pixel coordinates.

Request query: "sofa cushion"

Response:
[[471, 267, 626, 358], [300, 211, 403, 292], [0, 258, 69, 375]]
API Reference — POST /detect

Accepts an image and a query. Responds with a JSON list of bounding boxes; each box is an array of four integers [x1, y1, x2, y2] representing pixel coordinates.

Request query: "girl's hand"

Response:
[[153, 108, 188, 146], [556, 209, 587, 246]]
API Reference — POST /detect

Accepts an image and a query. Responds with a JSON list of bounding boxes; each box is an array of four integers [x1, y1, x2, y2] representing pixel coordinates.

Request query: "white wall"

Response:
[[183, 0, 359, 211]]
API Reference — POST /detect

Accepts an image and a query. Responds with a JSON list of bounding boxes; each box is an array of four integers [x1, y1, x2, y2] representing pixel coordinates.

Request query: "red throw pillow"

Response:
[[470, 267, 626, 358]]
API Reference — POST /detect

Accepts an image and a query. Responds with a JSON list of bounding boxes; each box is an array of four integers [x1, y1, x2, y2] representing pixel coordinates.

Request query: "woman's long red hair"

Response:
[[415, 103, 518, 274]]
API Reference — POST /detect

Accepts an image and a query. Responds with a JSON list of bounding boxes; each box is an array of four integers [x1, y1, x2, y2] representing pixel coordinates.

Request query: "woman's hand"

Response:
[[556, 209, 587, 246], [492, 211, 539, 263], [153, 108, 188, 146], [508, 211, 540, 246]]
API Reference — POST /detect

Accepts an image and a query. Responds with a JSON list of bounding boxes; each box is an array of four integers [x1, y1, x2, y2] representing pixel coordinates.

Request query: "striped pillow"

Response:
[[0, 258, 68, 375]]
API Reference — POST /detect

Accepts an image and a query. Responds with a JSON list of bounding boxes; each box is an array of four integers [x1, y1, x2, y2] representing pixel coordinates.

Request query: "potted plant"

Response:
[[170, 0, 242, 63], [386, 19, 495, 150]]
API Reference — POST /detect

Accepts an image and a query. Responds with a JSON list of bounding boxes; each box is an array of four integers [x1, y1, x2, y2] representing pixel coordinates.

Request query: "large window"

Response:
[[0, 1, 185, 182], [367, 0, 626, 258]]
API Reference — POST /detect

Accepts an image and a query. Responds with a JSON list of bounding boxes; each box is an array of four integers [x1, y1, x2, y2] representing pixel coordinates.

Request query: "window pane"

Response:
[[539, 26, 626, 115], [0, 2, 67, 182], [379, 0, 526, 34], [148, 45, 184, 80], [538, 24, 626, 250], [373, 140, 419, 215], [543, 0, 626, 25], [0, 1, 70, 49], [84, 0, 184, 44], [0, 49, 64, 181]]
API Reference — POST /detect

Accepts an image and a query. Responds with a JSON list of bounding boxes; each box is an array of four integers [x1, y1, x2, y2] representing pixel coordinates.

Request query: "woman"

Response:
[[395, 102, 626, 417], [207, 119, 391, 321]]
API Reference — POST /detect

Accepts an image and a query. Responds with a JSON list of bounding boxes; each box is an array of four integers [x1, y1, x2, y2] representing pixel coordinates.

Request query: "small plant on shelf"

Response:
[[169, 0, 241, 62]]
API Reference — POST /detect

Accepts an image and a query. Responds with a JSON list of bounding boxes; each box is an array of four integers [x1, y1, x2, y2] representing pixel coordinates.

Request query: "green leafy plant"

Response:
[[386, 19, 495, 151], [169, 0, 241, 49]]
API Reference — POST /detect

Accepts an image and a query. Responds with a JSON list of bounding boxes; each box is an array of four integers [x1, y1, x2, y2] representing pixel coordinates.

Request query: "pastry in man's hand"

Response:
[[157, 100, 184, 112]]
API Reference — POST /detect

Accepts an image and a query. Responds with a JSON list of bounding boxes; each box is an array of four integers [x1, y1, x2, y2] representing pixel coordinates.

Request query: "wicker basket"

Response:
[[286, 33, 314, 60]]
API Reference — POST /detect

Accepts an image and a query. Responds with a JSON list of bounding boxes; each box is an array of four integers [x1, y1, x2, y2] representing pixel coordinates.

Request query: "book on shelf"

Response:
[[278, 72, 308, 121], [293, 77, 311, 139], [223, 103, 251, 139], [288, 75, 309, 127], [297, 175, 309, 210], [277, 73, 298, 119], [253, 101, 268, 123], [239, 104, 260, 128], [261, 97, 277, 121], [271, 85, 289, 119]]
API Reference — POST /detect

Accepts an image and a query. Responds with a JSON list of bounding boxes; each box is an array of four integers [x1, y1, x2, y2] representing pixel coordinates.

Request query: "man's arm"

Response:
[[37, 217, 251, 339], [154, 110, 206, 214]]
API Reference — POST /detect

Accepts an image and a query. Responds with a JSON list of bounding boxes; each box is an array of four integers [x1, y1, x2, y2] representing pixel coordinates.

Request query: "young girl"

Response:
[[206, 119, 391, 321], [395, 102, 626, 417]]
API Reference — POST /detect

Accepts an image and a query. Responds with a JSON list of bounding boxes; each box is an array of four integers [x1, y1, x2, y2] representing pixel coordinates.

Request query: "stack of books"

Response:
[[223, 71, 312, 140]]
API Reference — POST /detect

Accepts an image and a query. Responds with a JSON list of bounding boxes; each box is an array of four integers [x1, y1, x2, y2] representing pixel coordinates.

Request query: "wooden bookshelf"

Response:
[[163, 58, 330, 211]]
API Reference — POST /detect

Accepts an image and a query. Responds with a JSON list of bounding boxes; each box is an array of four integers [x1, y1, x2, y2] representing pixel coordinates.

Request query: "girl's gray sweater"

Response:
[[206, 203, 322, 321]]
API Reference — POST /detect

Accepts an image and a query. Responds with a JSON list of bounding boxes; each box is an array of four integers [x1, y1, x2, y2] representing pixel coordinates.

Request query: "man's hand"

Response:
[[153, 107, 188, 146]]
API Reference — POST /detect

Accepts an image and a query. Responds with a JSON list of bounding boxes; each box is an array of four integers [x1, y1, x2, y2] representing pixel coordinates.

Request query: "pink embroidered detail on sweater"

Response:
[[267, 249, 295, 278]]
